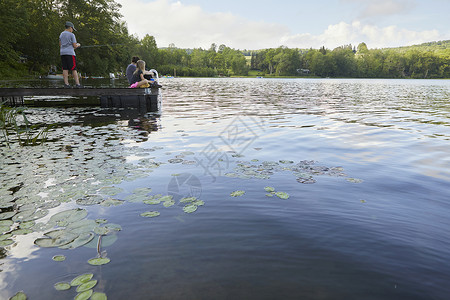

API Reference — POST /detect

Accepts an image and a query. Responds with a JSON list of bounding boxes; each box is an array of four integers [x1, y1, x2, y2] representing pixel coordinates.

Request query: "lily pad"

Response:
[[0, 211, 16, 220], [104, 223, 122, 232], [264, 187, 275, 192], [49, 209, 87, 226], [75, 290, 93, 300], [183, 204, 198, 214], [0, 220, 13, 226], [76, 279, 97, 292], [0, 225, 11, 233], [93, 227, 109, 236], [180, 197, 197, 203], [54, 282, 71, 291], [35, 231, 78, 248], [100, 198, 124, 207], [9, 291, 27, 300], [52, 255, 66, 262], [134, 187, 153, 195], [59, 232, 95, 250], [71, 273, 94, 286], [91, 292, 107, 300], [0, 239, 14, 247], [99, 186, 123, 196], [163, 200, 175, 208], [230, 190, 245, 197], [11, 229, 32, 235], [275, 192, 290, 199], [346, 178, 364, 183], [140, 211, 160, 218], [88, 257, 111, 266]]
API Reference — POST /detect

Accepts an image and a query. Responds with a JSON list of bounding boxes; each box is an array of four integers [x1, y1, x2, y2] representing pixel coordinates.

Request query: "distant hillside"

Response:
[[385, 40, 450, 53]]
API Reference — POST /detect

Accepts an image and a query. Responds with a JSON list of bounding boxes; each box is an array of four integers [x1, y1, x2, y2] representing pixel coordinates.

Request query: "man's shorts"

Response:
[[61, 55, 77, 71]]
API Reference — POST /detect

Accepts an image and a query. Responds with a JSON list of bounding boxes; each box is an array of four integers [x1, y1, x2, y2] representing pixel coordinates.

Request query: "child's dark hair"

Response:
[[132, 56, 140, 63]]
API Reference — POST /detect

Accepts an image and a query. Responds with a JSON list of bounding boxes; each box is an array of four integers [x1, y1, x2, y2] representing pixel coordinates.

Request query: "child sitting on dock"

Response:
[[129, 60, 153, 88]]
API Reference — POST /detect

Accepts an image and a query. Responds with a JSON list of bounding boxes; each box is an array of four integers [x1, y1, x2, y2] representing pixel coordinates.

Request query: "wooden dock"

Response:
[[0, 86, 162, 112]]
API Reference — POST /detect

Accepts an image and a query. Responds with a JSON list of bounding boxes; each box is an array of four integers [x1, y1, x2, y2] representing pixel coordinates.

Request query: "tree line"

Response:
[[0, 0, 449, 79], [251, 42, 450, 78]]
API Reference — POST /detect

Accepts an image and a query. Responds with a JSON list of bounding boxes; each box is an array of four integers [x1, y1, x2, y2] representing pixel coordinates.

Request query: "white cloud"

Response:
[[117, 0, 288, 49], [282, 21, 442, 49], [117, 0, 447, 49]]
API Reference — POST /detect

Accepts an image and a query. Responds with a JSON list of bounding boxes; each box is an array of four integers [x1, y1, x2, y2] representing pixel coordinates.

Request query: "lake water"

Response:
[[0, 78, 449, 299]]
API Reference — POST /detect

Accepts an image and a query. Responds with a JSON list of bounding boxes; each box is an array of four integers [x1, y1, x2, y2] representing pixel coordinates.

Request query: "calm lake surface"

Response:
[[1, 78, 449, 299]]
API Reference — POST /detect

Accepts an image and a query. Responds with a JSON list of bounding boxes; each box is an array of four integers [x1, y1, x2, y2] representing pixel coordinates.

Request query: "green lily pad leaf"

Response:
[[19, 221, 35, 229], [67, 219, 97, 234], [264, 187, 275, 192], [140, 211, 160, 218], [230, 190, 245, 197], [124, 194, 147, 203], [91, 292, 107, 300], [0, 211, 16, 220], [265, 193, 274, 197], [49, 209, 87, 226], [9, 291, 27, 300], [76, 195, 103, 206], [99, 186, 123, 196], [52, 255, 66, 262], [143, 198, 161, 205], [0, 201, 14, 208], [159, 195, 173, 202], [74, 290, 93, 300], [100, 198, 124, 207], [133, 187, 153, 196], [71, 273, 94, 286], [279, 160, 294, 164], [163, 200, 175, 208], [12, 229, 32, 236], [183, 204, 198, 214], [35, 231, 78, 248], [13, 209, 48, 223], [0, 225, 11, 233], [346, 178, 364, 183], [95, 219, 108, 224], [93, 227, 109, 236], [54, 282, 71, 291], [88, 257, 111, 266], [275, 192, 290, 199], [192, 200, 205, 206], [76, 279, 97, 292], [104, 223, 122, 232], [180, 197, 197, 203], [59, 232, 95, 250], [0, 233, 12, 241], [0, 239, 14, 247], [0, 220, 13, 226]]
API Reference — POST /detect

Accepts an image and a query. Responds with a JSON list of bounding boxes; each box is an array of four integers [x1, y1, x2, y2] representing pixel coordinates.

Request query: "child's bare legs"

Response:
[[63, 70, 69, 85], [72, 70, 80, 85]]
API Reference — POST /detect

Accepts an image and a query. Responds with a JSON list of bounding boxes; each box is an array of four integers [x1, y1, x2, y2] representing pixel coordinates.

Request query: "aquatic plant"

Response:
[[0, 102, 51, 147]]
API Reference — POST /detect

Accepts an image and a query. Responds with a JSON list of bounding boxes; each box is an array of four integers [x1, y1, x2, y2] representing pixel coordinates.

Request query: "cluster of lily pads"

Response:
[[225, 159, 359, 184], [54, 273, 107, 300]]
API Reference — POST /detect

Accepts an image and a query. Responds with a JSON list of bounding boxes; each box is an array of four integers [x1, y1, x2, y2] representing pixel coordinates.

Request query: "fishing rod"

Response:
[[79, 43, 125, 48]]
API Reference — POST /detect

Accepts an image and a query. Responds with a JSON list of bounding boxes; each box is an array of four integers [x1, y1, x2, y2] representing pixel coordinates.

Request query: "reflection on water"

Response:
[[0, 78, 449, 299]]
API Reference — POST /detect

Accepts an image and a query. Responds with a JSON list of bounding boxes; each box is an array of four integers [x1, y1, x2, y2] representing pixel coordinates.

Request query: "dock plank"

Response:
[[0, 88, 158, 97]]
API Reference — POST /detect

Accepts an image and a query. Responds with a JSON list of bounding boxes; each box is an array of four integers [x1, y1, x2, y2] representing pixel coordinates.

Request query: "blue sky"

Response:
[[117, 0, 450, 49]]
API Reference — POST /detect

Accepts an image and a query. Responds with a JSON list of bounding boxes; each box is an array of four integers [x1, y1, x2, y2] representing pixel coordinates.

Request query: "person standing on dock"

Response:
[[59, 21, 83, 88], [126, 56, 140, 84]]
